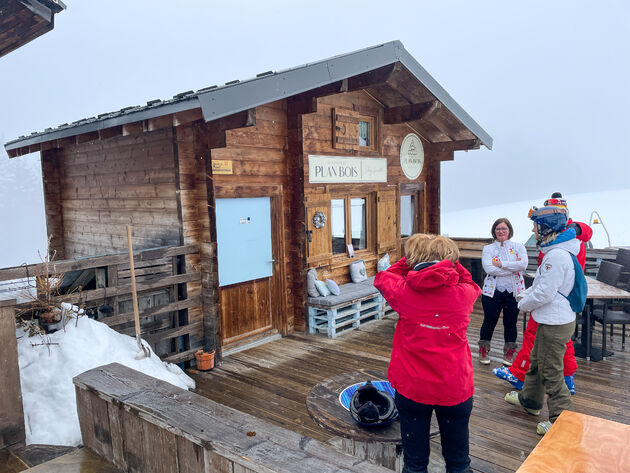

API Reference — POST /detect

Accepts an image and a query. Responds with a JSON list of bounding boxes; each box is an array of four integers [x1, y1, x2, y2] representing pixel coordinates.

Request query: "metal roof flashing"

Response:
[[4, 40, 492, 153]]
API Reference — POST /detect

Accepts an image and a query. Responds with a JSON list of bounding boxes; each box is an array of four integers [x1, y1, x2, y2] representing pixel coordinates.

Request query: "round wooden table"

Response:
[[306, 369, 402, 471]]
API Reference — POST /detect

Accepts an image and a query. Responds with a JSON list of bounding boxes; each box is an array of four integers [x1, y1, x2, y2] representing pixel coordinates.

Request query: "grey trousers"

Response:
[[518, 320, 574, 422]]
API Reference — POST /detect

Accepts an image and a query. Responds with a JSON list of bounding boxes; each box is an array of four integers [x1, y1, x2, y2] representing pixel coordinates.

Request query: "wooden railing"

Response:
[[0, 244, 203, 363], [74, 363, 390, 473], [453, 238, 623, 284]]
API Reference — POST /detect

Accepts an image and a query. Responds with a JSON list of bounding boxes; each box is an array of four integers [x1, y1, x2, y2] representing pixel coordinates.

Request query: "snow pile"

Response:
[[17, 316, 195, 446], [442, 188, 630, 248]]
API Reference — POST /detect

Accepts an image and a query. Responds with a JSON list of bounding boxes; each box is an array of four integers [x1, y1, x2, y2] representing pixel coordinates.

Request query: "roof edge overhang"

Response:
[[5, 97, 200, 152], [5, 40, 492, 154], [196, 41, 493, 149]]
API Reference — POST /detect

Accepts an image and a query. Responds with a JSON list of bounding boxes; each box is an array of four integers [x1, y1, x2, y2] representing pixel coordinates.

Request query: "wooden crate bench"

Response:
[[308, 277, 385, 338]]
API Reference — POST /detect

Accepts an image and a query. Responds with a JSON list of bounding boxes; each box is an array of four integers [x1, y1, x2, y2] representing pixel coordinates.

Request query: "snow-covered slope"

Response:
[[442, 189, 630, 248]]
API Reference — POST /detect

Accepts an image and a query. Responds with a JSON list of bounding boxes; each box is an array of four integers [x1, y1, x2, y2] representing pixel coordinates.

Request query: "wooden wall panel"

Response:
[[300, 91, 440, 282], [55, 128, 180, 258], [41, 148, 66, 259], [206, 101, 295, 338]]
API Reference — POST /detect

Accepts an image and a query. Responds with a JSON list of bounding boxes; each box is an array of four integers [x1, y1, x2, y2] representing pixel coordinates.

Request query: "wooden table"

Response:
[[516, 411, 630, 473], [575, 276, 630, 361], [306, 370, 403, 471]]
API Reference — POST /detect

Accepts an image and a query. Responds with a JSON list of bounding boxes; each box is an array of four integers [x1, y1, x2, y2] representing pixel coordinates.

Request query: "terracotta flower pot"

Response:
[[195, 349, 215, 371]]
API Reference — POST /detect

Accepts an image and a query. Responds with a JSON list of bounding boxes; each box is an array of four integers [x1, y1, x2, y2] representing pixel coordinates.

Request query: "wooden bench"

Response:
[[308, 277, 389, 338], [73, 363, 392, 473]]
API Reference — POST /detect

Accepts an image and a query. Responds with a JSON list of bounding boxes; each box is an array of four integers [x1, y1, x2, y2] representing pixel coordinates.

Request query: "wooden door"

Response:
[[215, 196, 281, 346]]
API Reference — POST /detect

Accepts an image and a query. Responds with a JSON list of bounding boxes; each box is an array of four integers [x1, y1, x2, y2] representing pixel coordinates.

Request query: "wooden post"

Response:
[[0, 299, 25, 448]]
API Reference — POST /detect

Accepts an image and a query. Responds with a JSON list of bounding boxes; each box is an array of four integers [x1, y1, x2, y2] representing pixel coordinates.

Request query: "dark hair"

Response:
[[551, 192, 562, 198], [491, 218, 514, 240]]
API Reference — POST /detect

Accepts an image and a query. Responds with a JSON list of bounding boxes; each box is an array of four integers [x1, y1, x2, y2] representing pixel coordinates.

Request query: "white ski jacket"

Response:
[[518, 237, 581, 325], [481, 240, 528, 297]]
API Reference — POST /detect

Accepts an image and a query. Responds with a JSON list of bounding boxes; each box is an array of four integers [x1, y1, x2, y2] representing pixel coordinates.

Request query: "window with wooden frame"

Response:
[[330, 194, 372, 255], [400, 183, 425, 241], [333, 108, 376, 151]]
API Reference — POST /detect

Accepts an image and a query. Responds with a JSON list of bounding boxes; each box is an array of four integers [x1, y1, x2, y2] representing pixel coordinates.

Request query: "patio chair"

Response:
[[591, 261, 628, 353], [575, 261, 623, 340], [594, 303, 630, 353], [614, 248, 630, 268], [595, 260, 623, 287], [614, 248, 630, 290]]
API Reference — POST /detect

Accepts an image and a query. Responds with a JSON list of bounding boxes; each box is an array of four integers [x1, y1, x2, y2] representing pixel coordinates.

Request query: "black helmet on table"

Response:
[[349, 381, 397, 427]]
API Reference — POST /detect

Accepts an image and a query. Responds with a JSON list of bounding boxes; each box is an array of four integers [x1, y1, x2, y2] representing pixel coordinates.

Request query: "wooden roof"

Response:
[[5, 41, 493, 158], [0, 0, 66, 59]]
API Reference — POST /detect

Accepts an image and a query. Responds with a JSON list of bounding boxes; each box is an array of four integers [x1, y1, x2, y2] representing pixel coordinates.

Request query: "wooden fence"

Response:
[[453, 238, 623, 285], [0, 244, 203, 364]]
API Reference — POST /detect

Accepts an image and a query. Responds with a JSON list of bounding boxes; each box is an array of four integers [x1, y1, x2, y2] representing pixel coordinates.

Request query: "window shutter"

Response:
[[377, 190, 397, 251], [333, 108, 360, 150], [305, 195, 332, 263]]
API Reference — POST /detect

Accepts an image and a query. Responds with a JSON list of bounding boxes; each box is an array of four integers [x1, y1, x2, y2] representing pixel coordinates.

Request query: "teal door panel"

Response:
[[215, 197, 273, 287]]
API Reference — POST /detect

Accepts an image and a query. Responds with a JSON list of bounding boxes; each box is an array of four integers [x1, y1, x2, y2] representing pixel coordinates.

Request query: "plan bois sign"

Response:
[[308, 155, 387, 183]]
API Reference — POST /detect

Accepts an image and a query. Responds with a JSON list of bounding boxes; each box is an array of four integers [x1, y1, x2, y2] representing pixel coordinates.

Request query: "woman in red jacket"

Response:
[[375, 234, 481, 473]]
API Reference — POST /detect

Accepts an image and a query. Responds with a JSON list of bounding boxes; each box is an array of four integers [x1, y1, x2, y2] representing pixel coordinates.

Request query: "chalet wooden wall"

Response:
[[291, 90, 443, 330], [174, 123, 211, 351], [205, 101, 294, 345], [49, 128, 180, 257]]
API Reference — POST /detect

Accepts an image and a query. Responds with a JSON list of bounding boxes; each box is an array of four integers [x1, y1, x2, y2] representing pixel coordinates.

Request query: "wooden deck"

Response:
[[191, 302, 630, 473]]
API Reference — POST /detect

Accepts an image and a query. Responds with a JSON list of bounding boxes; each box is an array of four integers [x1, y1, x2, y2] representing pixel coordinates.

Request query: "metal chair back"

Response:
[[615, 248, 630, 269], [596, 261, 623, 287]]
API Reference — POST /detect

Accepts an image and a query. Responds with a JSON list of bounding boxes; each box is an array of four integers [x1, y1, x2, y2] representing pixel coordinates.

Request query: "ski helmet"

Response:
[[349, 381, 397, 428], [528, 206, 568, 238]]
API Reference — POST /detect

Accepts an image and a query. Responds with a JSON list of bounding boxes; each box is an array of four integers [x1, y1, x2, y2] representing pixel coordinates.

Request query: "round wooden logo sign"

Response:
[[400, 133, 424, 180]]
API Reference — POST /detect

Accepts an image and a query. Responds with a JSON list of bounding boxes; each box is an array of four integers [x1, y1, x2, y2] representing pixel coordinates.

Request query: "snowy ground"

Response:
[[442, 189, 630, 248], [17, 315, 195, 446]]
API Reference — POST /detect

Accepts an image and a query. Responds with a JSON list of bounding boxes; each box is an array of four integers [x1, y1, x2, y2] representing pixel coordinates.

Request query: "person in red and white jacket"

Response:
[[493, 193, 592, 395], [375, 234, 481, 473]]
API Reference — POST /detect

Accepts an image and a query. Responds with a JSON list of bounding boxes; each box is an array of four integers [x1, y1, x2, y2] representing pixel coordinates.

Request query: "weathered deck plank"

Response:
[[191, 302, 630, 472]]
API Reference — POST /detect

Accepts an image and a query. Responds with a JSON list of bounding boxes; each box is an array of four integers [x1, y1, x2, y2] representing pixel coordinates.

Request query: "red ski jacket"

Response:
[[536, 220, 593, 269], [374, 258, 481, 406]]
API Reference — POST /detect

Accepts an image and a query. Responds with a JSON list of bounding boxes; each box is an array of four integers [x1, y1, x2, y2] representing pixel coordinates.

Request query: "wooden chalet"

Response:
[[0, 0, 66, 58], [4, 41, 492, 361]]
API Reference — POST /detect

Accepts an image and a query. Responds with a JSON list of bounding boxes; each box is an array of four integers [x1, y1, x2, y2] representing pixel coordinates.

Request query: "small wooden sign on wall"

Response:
[[212, 160, 233, 175]]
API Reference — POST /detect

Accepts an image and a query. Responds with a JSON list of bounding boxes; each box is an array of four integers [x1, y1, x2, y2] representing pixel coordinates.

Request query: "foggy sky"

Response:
[[1, 0, 628, 266]]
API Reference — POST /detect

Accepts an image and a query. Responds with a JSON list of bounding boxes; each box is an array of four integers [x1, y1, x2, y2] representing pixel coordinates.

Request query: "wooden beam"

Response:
[[174, 108, 204, 127], [384, 100, 440, 124], [122, 121, 144, 136], [147, 114, 174, 132], [426, 139, 481, 156], [346, 63, 398, 92], [76, 131, 99, 144], [98, 126, 123, 140], [206, 109, 256, 149], [0, 244, 199, 282]]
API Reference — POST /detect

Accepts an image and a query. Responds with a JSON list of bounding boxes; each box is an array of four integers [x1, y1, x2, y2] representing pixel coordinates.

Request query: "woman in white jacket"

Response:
[[479, 218, 528, 365], [505, 206, 579, 435]]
